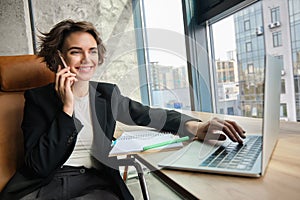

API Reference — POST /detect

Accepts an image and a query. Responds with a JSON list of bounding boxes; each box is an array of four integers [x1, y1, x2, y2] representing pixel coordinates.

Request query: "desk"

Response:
[[132, 112, 300, 200]]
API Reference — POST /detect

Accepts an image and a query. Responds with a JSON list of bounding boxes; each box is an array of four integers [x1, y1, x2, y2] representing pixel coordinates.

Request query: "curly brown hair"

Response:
[[38, 19, 106, 72]]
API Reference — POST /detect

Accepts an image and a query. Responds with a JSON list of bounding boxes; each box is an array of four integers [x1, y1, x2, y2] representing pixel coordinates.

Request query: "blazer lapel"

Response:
[[89, 82, 107, 134], [89, 82, 112, 162]]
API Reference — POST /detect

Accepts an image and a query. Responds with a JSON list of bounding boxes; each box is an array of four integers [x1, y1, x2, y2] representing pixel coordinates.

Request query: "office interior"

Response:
[[1, 0, 300, 199]]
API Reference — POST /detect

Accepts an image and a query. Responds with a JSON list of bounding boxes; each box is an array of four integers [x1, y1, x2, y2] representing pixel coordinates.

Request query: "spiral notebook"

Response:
[[109, 130, 183, 156]]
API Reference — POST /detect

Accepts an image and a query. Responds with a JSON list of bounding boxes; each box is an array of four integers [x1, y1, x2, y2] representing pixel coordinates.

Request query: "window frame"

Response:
[[246, 41, 253, 52], [272, 31, 282, 47], [271, 6, 280, 23], [244, 19, 251, 31]]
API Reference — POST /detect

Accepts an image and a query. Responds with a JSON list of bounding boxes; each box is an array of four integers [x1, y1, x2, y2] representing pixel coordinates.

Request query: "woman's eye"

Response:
[[91, 50, 98, 54], [70, 51, 81, 55]]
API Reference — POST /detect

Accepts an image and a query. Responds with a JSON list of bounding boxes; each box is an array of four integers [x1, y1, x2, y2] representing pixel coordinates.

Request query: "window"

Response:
[[271, 7, 280, 23], [281, 79, 286, 94], [229, 71, 235, 82], [246, 42, 252, 52], [244, 20, 251, 31], [227, 107, 234, 115], [295, 77, 299, 93], [143, 0, 191, 110], [211, 1, 265, 118], [186, 0, 300, 121], [280, 103, 287, 117], [273, 31, 282, 47], [220, 108, 224, 114], [247, 63, 254, 74]]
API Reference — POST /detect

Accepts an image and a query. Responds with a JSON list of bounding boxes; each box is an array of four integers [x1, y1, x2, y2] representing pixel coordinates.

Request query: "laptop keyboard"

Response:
[[200, 135, 262, 171]]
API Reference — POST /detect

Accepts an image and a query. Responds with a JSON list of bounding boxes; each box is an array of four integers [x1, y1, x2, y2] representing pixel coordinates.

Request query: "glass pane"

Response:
[[143, 0, 191, 110], [280, 103, 287, 117], [211, 1, 265, 118]]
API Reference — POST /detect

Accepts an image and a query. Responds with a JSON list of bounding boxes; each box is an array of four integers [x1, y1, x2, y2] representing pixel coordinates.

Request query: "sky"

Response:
[[143, 0, 187, 67], [143, 0, 236, 63], [212, 16, 236, 60]]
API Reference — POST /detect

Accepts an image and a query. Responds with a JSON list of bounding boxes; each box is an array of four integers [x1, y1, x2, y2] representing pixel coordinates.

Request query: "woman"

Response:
[[0, 19, 245, 200]]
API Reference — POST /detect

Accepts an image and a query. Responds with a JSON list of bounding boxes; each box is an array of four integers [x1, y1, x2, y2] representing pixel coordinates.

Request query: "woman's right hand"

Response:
[[55, 65, 77, 116]]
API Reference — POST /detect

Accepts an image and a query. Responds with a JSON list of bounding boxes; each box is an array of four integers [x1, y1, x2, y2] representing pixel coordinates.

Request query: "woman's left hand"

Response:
[[185, 117, 246, 144]]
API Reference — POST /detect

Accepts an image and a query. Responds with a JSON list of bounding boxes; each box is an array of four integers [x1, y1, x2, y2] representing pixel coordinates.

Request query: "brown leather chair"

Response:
[[0, 55, 54, 191]]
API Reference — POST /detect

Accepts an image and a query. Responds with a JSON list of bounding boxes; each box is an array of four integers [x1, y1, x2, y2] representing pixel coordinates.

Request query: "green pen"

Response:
[[142, 136, 190, 151]]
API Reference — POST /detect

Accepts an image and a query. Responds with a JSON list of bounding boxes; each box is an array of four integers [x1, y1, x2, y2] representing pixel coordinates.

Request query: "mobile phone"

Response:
[[57, 50, 68, 68]]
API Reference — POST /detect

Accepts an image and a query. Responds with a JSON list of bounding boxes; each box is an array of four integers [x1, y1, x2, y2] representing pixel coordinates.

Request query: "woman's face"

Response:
[[61, 31, 99, 82]]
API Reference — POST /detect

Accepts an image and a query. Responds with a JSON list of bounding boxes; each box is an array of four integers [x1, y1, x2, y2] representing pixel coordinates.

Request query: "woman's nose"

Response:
[[81, 52, 90, 63]]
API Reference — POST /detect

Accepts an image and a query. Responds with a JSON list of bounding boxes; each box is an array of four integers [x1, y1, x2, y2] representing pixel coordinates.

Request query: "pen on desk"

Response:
[[142, 136, 190, 151]]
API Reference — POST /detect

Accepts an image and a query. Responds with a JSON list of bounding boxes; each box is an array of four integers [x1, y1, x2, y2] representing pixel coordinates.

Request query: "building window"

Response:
[[227, 107, 234, 115], [273, 31, 282, 47], [247, 63, 254, 74], [244, 20, 250, 31], [220, 108, 224, 114], [280, 103, 287, 117], [271, 7, 280, 23], [246, 42, 252, 52], [281, 79, 286, 94], [229, 71, 235, 82], [218, 72, 222, 82], [295, 77, 299, 93]]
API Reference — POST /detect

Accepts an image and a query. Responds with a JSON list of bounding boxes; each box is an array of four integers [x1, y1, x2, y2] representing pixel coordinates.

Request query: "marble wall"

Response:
[[0, 0, 33, 55]]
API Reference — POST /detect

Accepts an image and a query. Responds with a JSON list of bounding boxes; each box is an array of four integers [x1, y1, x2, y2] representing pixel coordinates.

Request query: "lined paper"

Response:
[[109, 130, 183, 156]]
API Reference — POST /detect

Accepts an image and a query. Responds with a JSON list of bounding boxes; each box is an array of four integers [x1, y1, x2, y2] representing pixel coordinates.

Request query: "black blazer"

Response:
[[0, 82, 197, 200]]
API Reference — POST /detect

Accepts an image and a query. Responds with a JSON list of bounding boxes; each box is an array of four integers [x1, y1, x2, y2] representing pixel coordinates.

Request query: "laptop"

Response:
[[158, 55, 282, 177]]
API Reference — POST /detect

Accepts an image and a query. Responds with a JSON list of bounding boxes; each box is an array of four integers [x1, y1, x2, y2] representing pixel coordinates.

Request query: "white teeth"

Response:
[[78, 66, 92, 71]]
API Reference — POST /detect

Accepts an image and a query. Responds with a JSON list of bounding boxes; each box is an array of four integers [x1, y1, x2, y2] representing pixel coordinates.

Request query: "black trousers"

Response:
[[19, 166, 120, 200]]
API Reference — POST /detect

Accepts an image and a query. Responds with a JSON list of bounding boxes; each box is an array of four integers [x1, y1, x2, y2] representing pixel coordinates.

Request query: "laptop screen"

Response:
[[261, 55, 282, 175]]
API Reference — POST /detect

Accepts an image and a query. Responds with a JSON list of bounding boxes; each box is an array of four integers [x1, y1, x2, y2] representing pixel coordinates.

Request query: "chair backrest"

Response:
[[0, 55, 54, 191]]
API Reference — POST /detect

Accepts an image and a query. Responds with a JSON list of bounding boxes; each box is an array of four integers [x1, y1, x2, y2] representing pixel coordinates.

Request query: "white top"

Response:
[[64, 94, 94, 168]]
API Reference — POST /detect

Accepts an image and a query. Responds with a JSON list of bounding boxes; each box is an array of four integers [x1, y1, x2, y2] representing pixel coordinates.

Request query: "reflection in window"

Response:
[[211, 1, 265, 117]]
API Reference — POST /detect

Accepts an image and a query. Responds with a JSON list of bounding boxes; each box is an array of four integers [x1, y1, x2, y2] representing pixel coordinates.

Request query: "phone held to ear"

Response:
[[57, 50, 68, 68], [57, 50, 76, 86]]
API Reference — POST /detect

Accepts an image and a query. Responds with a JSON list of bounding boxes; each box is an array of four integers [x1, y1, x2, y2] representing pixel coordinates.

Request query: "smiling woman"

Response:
[[38, 20, 106, 73], [60, 32, 98, 92]]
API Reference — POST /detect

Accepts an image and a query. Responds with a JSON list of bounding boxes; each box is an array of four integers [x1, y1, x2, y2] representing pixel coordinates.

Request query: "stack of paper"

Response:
[[109, 130, 184, 156]]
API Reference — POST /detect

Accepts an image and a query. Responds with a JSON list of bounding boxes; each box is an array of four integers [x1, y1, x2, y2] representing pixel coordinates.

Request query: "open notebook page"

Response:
[[109, 130, 183, 156]]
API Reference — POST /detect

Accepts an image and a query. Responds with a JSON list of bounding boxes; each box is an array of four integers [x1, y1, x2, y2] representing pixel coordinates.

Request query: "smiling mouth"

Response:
[[76, 66, 94, 72]]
